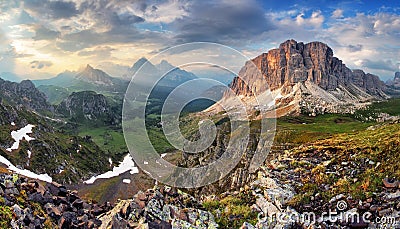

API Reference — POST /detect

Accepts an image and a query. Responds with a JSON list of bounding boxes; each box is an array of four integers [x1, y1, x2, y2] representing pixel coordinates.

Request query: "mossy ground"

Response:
[[286, 122, 400, 210], [202, 192, 258, 228]]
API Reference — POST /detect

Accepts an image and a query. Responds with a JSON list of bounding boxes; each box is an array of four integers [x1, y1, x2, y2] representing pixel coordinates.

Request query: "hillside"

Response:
[[0, 100, 113, 184], [56, 91, 121, 125]]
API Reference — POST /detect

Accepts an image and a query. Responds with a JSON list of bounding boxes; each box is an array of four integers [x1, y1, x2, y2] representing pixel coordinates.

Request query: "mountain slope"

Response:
[[75, 65, 115, 86], [211, 40, 389, 117], [32, 71, 77, 87], [56, 91, 120, 125], [37, 85, 71, 105], [0, 101, 112, 184]]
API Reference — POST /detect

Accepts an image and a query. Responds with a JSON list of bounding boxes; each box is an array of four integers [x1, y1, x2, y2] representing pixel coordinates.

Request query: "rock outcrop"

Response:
[[393, 72, 400, 88], [0, 173, 218, 229], [0, 173, 110, 228], [0, 78, 53, 113], [214, 40, 389, 117], [385, 72, 400, 97], [56, 91, 120, 125], [99, 186, 218, 228], [75, 65, 115, 86]]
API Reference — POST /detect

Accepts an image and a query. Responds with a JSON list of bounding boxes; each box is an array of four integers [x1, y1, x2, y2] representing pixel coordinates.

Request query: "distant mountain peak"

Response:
[[75, 65, 114, 86], [157, 60, 175, 71], [130, 57, 154, 74]]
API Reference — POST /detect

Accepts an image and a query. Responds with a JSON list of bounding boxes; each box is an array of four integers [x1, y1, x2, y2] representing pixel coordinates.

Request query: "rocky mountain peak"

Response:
[[19, 79, 36, 89], [389, 71, 400, 89], [157, 60, 175, 71], [75, 65, 114, 86], [212, 39, 388, 117], [129, 57, 156, 76]]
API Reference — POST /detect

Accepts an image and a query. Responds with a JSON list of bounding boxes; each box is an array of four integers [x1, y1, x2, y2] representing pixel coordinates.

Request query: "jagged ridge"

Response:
[[220, 40, 388, 117]]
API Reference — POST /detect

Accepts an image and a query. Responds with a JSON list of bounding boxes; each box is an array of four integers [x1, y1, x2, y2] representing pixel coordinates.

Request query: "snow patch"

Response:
[[0, 154, 52, 183], [122, 179, 131, 184], [161, 153, 167, 158], [109, 158, 112, 166], [83, 154, 139, 184], [27, 150, 31, 159], [6, 124, 35, 152], [11, 122, 15, 126]]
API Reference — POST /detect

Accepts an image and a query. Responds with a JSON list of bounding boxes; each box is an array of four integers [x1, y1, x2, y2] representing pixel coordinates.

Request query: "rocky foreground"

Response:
[[2, 165, 398, 228], [1, 122, 399, 228], [0, 172, 219, 228]]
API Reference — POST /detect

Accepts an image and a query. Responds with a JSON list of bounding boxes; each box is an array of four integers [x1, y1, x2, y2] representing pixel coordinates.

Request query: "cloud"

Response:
[[77, 46, 115, 58], [140, 0, 190, 23], [171, 0, 275, 45], [347, 44, 363, 52], [358, 59, 399, 72], [24, 0, 79, 19], [332, 9, 344, 19], [295, 11, 324, 28], [32, 25, 60, 40], [1, 0, 399, 81], [30, 60, 53, 69]]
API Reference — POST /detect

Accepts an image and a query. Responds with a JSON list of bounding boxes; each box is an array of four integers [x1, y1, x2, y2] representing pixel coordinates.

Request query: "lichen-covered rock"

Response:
[[99, 186, 218, 229]]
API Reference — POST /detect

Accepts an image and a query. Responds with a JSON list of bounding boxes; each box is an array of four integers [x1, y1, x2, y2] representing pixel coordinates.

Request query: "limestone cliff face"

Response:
[[393, 72, 400, 88], [224, 40, 388, 116]]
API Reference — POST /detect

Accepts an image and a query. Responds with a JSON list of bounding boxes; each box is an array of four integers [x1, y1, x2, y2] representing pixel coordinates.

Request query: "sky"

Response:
[[0, 0, 399, 81]]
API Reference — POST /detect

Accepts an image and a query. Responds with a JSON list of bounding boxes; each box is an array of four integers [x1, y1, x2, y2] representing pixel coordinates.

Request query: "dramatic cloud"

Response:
[[171, 1, 275, 45], [24, 0, 79, 19], [32, 25, 60, 41], [0, 0, 398, 80], [358, 59, 399, 72]]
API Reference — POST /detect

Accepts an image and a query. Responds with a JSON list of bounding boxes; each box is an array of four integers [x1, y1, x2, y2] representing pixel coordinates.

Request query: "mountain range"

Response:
[[210, 40, 392, 117], [127, 57, 199, 88], [0, 40, 399, 229]]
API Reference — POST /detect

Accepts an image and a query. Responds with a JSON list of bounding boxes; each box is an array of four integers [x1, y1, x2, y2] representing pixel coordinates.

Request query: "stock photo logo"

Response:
[[122, 42, 277, 188]]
